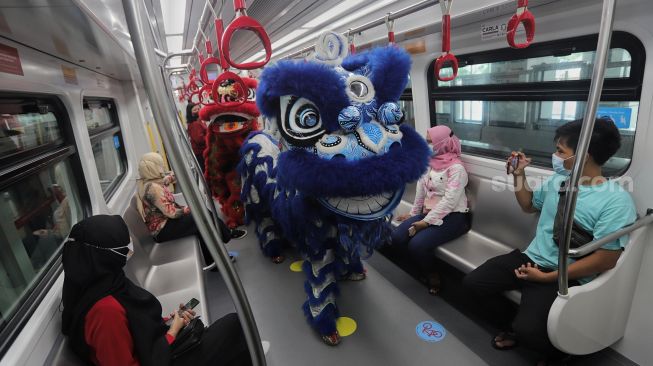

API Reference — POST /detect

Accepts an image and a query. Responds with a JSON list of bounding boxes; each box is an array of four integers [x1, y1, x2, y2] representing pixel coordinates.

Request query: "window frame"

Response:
[[0, 93, 90, 357], [427, 32, 645, 173], [84, 98, 128, 200]]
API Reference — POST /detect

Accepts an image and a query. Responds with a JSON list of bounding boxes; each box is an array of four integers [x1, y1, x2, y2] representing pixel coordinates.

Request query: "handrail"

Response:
[[569, 209, 653, 258], [121, 1, 266, 365], [283, 0, 439, 59], [557, 0, 617, 296], [164, 50, 196, 68]]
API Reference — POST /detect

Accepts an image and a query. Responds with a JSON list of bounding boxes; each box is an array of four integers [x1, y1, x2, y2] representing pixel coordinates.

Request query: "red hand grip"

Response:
[[507, 9, 535, 49], [198, 84, 214, 106], [233, 0, 246, 11], [221, 16, 272, 70], [214, 19, 229, 70], [188, 89, 201, 104], [388, 31, 395, 44], [435, 53, 459, 82], [205, 40, 213, 55], [211, 71, 247, 107], [441, 14, 451, 53]]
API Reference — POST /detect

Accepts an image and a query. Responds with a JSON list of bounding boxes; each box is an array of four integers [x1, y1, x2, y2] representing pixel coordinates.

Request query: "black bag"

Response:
[[552, 179, 594, 250], [171, 317, 205, 359]]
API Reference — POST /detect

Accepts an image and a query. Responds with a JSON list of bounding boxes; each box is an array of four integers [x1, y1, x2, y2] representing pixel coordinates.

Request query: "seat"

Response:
[[392, 171, 648, 352], [392, 174, 538, 303], [547, 226, 648, 355]]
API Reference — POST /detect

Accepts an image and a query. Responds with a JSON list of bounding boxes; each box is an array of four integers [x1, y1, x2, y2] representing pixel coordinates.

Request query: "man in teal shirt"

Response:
[[463, 118, 636, 364]]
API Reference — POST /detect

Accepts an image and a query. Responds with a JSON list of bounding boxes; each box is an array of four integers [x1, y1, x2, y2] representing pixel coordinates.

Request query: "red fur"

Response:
[[200, 77, 260, 228]]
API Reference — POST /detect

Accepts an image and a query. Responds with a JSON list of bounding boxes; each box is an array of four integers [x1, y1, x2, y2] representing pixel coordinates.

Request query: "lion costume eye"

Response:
[[247, 88, 256, 101], [345, 75, 375, 104], [279, 95, 325, 147]]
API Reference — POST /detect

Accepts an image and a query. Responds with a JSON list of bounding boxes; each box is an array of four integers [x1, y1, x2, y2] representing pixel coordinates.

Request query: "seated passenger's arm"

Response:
[[149, 184, 186, 219], [513, 170, 537, 213], [409, 176, 426, 216], [423, 165, 468, 225], [567, 249, 621, 280], [85, 298, 140, 366]]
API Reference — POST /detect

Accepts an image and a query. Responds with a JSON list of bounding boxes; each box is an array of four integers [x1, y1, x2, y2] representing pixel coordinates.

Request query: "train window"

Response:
[[84, 99, 127, 199], [400, 86, 415, 129], [0, 94, 88, 354], [0, 98, 65, 163], [428, 32, 644, 176], [0, 159, 83, 324]]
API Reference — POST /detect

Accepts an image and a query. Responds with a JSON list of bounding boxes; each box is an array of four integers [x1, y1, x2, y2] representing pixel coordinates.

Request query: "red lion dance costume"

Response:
[[199, 77, 259, 228]]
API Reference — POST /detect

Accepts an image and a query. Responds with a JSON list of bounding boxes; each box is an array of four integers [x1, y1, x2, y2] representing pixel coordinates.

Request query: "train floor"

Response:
[[204, 224, 637, 366]]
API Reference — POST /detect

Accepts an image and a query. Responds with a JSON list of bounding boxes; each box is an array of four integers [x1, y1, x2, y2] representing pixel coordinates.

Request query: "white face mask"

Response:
[[551, 153, 575, 176], [74, 239, 134, 261]]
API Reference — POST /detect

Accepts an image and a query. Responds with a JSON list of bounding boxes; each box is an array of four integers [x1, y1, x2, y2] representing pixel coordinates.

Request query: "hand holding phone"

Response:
[[408, 226, 417, 237], [166, 298, 199, 326]]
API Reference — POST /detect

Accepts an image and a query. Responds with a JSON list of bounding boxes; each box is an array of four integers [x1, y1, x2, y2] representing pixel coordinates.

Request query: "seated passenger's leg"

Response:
[[391, 214, 426, 247], [462, 250, 529, 329], [173, 312, 252, 366], [512, 280, 578, 359], [406, 212, 471, 275]]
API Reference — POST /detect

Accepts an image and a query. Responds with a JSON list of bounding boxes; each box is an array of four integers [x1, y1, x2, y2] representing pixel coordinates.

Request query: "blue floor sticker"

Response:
[[416, 321, 446, 342], [229, 251, 239, 258]]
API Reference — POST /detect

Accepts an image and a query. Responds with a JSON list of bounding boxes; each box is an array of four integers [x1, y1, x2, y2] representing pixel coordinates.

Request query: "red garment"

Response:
[[187, 121, 207, 156], [84, 295, 174, 366]]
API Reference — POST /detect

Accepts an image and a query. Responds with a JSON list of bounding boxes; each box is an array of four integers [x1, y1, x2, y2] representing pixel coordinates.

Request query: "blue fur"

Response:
[[276, 125, 430, 198], [302, 301, 338, 335], [256, 61, 350, 133], [342, 46, 412, 105]]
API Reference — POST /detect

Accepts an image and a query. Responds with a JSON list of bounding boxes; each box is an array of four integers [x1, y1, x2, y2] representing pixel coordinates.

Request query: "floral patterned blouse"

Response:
[[141, 181, 189, 236]]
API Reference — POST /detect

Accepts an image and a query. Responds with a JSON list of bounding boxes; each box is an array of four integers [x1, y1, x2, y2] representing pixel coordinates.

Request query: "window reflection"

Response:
[[0, 159, 82, 319]]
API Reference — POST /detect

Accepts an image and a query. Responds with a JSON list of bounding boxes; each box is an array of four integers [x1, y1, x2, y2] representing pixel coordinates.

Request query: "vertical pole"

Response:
[[557, 0, 617, 296], [121, 1, 266, 364]]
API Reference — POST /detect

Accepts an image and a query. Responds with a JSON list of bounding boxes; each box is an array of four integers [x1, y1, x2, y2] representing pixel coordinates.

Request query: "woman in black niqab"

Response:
[[61, 215, 170, 366]]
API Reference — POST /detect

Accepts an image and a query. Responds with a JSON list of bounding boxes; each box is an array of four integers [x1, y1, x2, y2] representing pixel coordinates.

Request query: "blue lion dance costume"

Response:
[[239, 37, 430, 345]]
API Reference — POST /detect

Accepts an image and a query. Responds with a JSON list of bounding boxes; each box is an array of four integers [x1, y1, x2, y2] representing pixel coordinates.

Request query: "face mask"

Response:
[[551, 153, 575, 176], [75, 239, 134, 261]]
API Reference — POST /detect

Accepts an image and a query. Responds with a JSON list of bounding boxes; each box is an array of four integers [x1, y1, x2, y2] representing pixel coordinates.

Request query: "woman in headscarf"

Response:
[[186, 103, 207, 172], [391, 125, 471, 295], [61, 215, 252, 366], [137, 152, 245, 269]]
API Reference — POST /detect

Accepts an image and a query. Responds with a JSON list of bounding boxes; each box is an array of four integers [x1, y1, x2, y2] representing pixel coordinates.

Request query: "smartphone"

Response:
[[166, 298, 200, 325], [180, 298, 200, 313]]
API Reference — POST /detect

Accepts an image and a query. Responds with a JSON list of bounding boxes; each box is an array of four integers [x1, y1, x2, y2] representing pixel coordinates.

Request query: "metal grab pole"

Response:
[[122, 1, 266, 365], [557, 0, 617, 296]]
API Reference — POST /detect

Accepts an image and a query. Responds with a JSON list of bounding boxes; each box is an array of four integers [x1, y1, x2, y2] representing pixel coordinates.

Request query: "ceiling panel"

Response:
[[0, 0, 133, 80]]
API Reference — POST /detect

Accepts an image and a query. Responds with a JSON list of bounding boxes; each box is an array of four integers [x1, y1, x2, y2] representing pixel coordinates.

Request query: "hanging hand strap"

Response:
[[221, 0, 272, 69], [386, 14, 395, 44], [434, 0, 458, 82], [507, 0, 536, 49], [347, 29, 356, 55]]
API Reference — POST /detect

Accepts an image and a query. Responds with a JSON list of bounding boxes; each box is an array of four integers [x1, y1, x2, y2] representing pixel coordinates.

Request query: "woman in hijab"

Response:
[[391, 125, 471, 295], [61, 215, 252, 366], [137, 152, 245, 269]]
